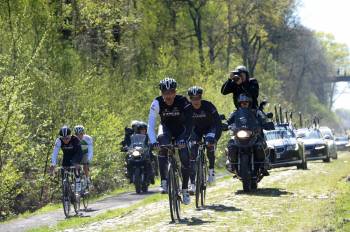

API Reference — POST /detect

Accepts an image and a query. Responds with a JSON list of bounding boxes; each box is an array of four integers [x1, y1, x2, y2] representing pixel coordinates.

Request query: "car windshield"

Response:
[[320, 129, 333, 138], [306, 130, 321, 139], [265, 129, 294, 140]]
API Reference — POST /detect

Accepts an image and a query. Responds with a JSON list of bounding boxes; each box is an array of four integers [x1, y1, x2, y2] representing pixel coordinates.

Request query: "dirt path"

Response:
[[62, 152, 350, 232], [0, 189, 158, 232]]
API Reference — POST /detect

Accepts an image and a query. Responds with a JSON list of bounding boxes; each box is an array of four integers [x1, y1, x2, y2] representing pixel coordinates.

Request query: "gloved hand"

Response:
[[205, 136, 216, 147], [49, 165, 56, 175], [177, 139, 187, 149], [152, 142, 160, 149]]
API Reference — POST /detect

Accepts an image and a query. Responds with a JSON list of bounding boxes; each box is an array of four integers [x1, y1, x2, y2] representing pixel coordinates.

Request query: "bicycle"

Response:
[[160, 144, 183, 222], [194, 141, 208, 208], [59, 166, 81, 217]]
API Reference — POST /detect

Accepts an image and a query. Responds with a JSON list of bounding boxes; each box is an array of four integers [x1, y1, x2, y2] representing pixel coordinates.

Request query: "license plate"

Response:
[[276, 154, 281, 159]]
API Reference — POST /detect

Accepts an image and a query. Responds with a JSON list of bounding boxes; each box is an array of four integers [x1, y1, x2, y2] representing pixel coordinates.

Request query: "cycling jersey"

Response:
[[80, 134, 93, 161], [51, 135, 83, 166], [148, 95, 192, 143], [191, 100, 222, 141]]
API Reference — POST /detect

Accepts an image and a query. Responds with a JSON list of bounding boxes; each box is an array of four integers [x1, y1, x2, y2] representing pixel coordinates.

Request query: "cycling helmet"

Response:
[[59, 126, 71, 137], [187, 86, 203, 97], [74, 125, 85, 134], [159, 77, 177, 91], [238, 94, 252, 103]]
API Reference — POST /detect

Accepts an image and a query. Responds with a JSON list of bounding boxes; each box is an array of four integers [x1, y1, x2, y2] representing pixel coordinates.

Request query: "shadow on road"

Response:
[[235, 188, 292, 197], [198, 204, 242, 212], [175, 217, 213, 226]]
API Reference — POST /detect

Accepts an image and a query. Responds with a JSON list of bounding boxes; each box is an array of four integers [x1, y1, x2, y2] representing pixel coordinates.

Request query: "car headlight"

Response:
[[315, 145, 325, 150], [236, 130, 252, 139]]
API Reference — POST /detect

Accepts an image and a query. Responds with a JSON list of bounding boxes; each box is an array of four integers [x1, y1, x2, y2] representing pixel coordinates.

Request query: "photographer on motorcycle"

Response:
[[121, 120, 155, 185], [226, 94, 269, 176], [221, 65, 259, 109]]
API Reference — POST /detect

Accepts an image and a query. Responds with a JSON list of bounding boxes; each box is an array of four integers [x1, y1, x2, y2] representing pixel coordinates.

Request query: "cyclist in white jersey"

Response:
[[74, 125, 93, 182]]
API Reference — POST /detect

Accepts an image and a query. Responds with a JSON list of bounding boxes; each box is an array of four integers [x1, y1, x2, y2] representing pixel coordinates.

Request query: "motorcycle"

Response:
[[226, 107, 274, 192], [127, 134, 152, 194]]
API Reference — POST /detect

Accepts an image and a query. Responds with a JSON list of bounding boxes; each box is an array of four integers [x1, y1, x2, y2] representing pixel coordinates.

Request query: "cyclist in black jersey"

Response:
[[187, 86, 222, 194], [147, 78, 192, 205]]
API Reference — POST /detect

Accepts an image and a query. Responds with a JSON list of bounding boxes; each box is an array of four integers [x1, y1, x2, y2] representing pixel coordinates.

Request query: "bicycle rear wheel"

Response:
[[168, 162, 181, 222], [201, 156, 208, 207]]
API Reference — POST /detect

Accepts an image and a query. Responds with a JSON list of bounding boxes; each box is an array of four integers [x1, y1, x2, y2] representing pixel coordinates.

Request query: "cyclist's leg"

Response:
[[81, 154, 89, 177], [176, 135, 190, 190], [205, 129, 217, 170], [189, 132, 201, 185], [157, 128, 171, 183]]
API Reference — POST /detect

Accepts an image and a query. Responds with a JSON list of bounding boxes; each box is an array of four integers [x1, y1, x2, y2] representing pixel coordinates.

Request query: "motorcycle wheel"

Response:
[[134, 168, 142, 194], [240, 155, 252, 192]]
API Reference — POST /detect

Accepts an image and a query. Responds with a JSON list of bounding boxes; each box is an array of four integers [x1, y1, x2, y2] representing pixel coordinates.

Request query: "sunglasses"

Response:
[[61, 135, 71, 141]]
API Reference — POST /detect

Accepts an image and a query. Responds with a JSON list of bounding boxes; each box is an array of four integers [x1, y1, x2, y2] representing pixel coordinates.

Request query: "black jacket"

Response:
[[221, 78, 259, 109]]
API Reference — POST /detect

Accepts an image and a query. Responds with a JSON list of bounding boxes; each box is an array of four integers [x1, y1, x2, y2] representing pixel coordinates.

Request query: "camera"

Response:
[[230, 71, 241, 82]]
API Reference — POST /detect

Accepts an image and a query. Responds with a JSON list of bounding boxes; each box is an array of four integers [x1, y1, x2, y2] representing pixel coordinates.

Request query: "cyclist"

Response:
[[147, 77, 192, 205], [187, 86, 222, 194], [74, 125, 93, 186], [50, 126, 83, 191]]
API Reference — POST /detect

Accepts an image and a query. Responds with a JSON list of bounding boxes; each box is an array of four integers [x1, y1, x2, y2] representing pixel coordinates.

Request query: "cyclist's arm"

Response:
[[147, 99, 159, 144], [51, 138, 61, 166], [183, 100, 193, 139], [87, 136, 93, 162]]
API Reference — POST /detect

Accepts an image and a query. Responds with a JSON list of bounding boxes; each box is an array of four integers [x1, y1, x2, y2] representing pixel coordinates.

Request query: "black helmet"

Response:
[[187, 86, 203, 97], [238, 94, 252, 103], [233, 65, 249, 76], [59, 126, 71, 137], [159, 77, 177, 91]]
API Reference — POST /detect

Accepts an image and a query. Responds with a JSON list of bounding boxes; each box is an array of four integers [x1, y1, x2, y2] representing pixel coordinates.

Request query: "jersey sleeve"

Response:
[[147, 99, 160, 144], [86, 136, 94, 161], [207, 101, 222, 140], [51, 138, 61, 166], [183, 97, 193, 139]]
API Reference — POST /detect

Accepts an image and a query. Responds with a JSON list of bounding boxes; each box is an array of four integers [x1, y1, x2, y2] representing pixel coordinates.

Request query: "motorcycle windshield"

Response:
[[234, 108, 260, 130], [129, 134, 147, 148]]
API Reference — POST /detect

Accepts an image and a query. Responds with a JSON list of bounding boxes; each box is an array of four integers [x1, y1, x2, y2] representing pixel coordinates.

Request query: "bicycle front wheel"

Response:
[[195, 155, 203, 208], [62, 178, 71, 217], [168, 162, 181, 222]]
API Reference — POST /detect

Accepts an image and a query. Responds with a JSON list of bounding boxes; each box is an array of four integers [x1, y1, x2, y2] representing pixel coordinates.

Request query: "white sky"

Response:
[[298, 0, 350, 110]]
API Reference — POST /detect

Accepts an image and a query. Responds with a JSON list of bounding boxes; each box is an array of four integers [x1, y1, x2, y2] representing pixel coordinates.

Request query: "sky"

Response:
[[298, 0, 350, 110]]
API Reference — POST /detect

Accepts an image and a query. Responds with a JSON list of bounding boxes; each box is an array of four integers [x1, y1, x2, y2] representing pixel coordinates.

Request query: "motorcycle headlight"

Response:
[[132, 150, 141, 157], [315, 145, 325, 150], [236, 130, 252, 139]]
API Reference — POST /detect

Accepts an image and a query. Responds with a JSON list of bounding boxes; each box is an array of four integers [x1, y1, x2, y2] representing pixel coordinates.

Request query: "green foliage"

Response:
[[0, 0, 348, 220]]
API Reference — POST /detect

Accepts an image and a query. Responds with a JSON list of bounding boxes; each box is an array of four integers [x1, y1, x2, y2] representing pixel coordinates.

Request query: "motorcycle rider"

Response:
[[147, 77, 192, 205], [226, 94, 269, 176], [187, 86, 222, 194], [221, 65, 259, 109], [121, 120, 155, 184]]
